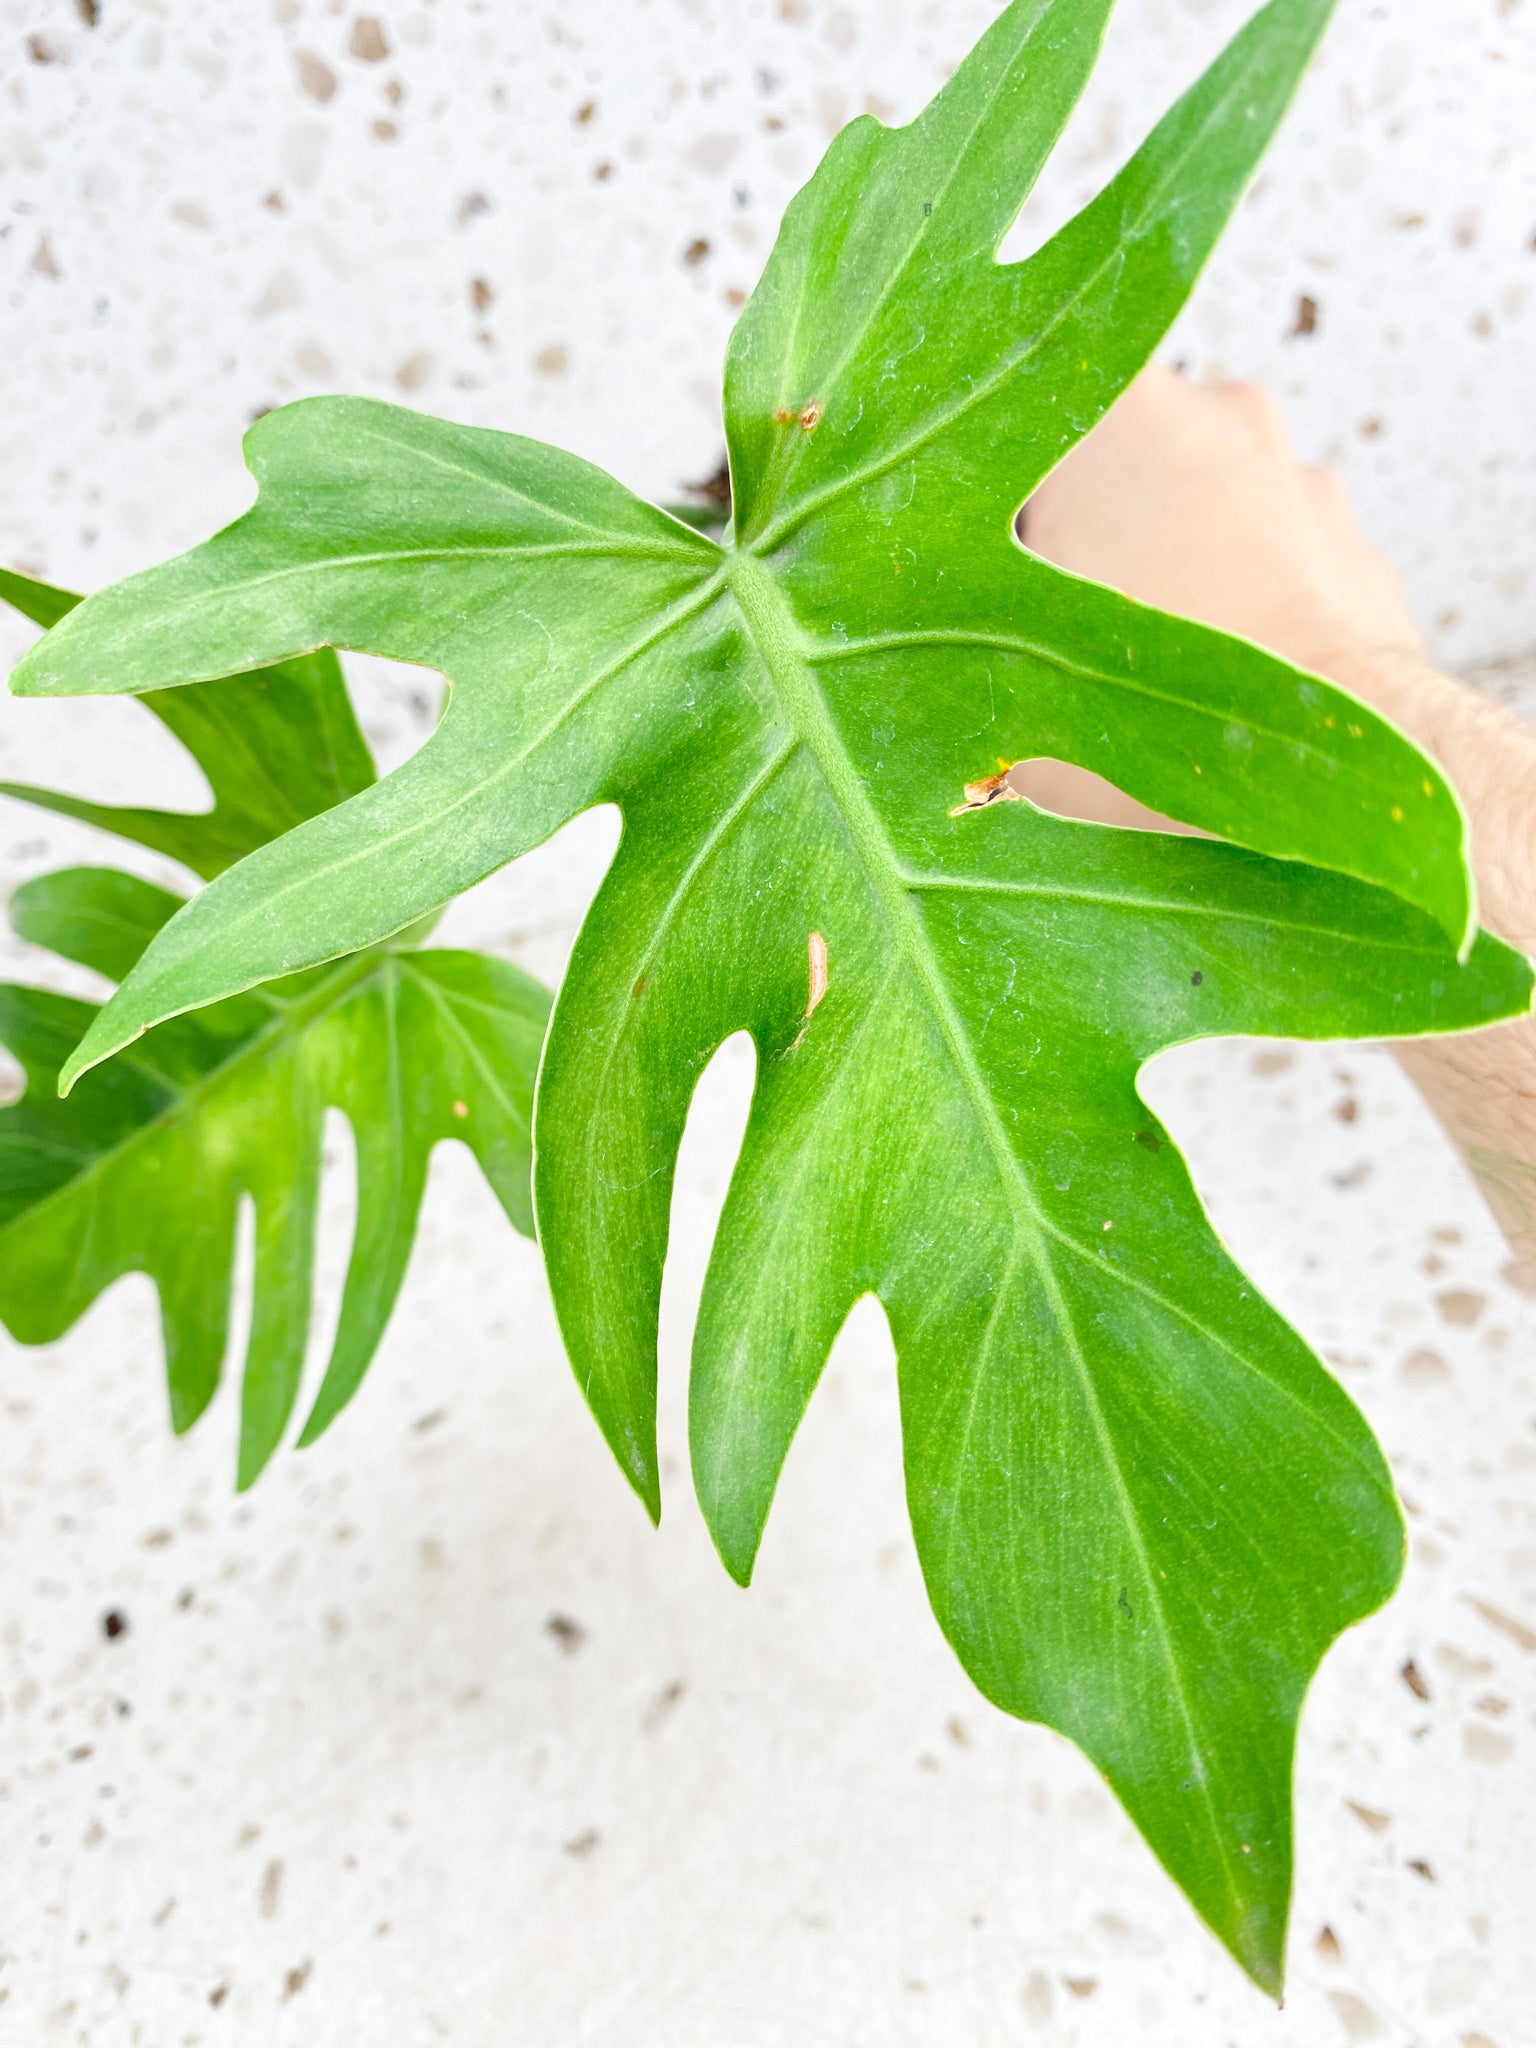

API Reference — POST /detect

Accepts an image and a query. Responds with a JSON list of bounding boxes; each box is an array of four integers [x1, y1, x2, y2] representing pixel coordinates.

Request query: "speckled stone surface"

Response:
[[1, 3, 1534, 2043]]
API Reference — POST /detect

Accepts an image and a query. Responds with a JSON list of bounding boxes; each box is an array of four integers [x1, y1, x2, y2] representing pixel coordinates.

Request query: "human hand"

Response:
[[1021, 363, 1423, 681]]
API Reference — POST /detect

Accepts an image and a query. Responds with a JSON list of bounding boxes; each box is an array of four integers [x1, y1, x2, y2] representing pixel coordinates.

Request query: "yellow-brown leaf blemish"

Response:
[[787, 932, 828, 1055], [798, 401, 822, 432], [951, 758, 1025, 816], [806, 930, 828, 1016], [771, 407, 796, 425]]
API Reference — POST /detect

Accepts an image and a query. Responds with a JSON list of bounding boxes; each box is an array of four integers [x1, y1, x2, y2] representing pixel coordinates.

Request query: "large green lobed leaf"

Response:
[[8, 0, 1529, 1988]]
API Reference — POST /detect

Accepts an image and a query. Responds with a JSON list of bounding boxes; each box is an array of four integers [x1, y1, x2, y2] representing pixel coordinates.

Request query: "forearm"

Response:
[[1317, 643, 1536, 1276]]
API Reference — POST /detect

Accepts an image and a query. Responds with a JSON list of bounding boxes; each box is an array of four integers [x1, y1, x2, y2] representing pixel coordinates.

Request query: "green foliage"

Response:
[[5, 0, 1530, 1990], [0, 571, 548, 1486], [0, 566, 374, 879]]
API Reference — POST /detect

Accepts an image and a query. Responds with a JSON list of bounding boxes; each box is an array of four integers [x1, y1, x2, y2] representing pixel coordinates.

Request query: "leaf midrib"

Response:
[[728, 553, 1040, 1209], [738, 0, 1076, 544], [725, 547, 1242, 1920]]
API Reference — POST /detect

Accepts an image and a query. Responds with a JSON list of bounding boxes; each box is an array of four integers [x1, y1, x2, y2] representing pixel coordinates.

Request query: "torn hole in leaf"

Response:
[[662, 1026, 758, 1375], [199, 1114, 356, 1464], [200, 1189, 258, 1444], [339, 649, 448, 775], [955, 756, 1202, 838], [0, 1041, 24, 1108], [288, 1104, 363, 1441], [431, 802, 621, 991]]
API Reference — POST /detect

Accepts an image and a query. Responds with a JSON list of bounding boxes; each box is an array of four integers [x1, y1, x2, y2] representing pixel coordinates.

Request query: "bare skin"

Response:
[[1020, 365, 1536, 1278]]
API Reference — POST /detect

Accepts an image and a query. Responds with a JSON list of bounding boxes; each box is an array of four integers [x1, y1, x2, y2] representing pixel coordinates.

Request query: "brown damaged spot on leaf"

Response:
[[798, 401, 822, 431], [806, 931, 828, 1017], [786, 933, 829, 1056], [952, 758, 1025, 816]]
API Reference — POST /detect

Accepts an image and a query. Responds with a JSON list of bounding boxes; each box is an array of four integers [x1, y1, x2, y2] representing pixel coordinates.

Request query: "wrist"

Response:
[[1279, 631, 1430, 707]]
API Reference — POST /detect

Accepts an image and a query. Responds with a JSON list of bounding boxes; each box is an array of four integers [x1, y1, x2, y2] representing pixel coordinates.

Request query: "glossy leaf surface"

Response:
[[9, 0, 1530, 1985], [0, 565, 373, 879]]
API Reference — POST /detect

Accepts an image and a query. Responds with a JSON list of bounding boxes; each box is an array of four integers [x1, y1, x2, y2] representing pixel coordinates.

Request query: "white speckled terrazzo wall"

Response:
[[1, 4, 1534, 2045]]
